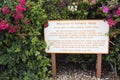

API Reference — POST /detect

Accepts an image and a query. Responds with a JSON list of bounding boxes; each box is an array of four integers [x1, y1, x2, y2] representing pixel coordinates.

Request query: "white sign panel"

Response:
[[44, 20, 109, 54]]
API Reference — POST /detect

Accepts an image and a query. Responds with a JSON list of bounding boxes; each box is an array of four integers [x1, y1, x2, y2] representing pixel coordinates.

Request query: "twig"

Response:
[[110, 41, 116, 45]]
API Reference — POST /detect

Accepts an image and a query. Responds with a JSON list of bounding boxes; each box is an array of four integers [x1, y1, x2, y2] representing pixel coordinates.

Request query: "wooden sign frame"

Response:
[[44, 20, 109, 80], [51, 53, 102, 80]]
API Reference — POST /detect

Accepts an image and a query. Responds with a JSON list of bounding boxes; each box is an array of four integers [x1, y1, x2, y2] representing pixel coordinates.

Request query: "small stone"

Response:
[[91, 76, 97, 80], [105, 78, 109, 80]]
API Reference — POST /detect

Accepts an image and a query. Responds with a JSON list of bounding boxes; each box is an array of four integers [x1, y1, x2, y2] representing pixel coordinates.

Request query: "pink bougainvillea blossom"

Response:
[[15, 21, 19, 25], [1, 6, 10, 15], [101, 6, 109, 13], [24, 19, 30, 24], [8, 26, 19, 33], [116, 9, 120, 16], [16, 4, 26, 13], [107, 18, 116, 27], [18, 0, 26, 5], [12, 12, 23, 20], [0, 20, 9, 30]]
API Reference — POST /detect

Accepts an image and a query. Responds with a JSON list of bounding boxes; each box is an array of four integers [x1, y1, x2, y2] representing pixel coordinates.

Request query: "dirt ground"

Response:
[[49, 62, 119, 80]]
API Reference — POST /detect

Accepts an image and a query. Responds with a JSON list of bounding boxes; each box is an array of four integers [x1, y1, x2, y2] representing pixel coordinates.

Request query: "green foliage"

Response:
[[105, 35, 120, 76], [0, 0, 120, 79], [65, 54, 96, 70], [43, 0, 120, 77], [43, 0, 91, 19], [0, 0, 50, 80]]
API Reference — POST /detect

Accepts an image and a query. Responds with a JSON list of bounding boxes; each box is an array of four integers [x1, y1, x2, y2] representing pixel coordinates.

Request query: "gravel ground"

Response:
[[49, 62, 119, 80]]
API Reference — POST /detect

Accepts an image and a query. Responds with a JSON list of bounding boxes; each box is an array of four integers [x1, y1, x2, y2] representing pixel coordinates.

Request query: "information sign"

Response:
[[44, 20, 109, 54]]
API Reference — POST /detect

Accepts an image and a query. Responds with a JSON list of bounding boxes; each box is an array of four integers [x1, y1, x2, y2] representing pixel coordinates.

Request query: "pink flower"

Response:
[[24, 19, 30, 24], [8, 26, 19, 33], [15, 21, 19, 25], [0, 20, 9, 30], [1, 6, 10, 15], [16, 4, 26, 13], [101, 6, 109, 13], [107, 18, 116, 27], [18, 0, 26, 5], [116, 9, 120, 16], [12, 12, 23, 20]]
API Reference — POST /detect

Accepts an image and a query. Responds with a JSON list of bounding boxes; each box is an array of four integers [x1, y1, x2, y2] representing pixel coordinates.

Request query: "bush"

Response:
[[0, 0, 50, 80], [43, 0, 120, 77], [0, 0, 120, 79]]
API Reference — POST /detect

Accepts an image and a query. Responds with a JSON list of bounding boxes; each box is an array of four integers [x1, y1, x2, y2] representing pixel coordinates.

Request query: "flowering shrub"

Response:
[[0, 0, 120, 79], [99, 1, 120, 77], [43, 0, 120, 77], [99, 0, 120, 37], [0, 0, 50, 80], [0, 0, 26, 33]]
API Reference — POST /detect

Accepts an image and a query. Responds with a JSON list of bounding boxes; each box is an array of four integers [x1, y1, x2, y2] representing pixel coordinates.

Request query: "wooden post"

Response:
[[96, 54, 102, 79], [51, 53, 56, 80]]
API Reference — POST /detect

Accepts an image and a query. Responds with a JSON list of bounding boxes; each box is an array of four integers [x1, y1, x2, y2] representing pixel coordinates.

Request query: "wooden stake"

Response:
[[51, 53, 56, 80], [96, 54, 102, 78]]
